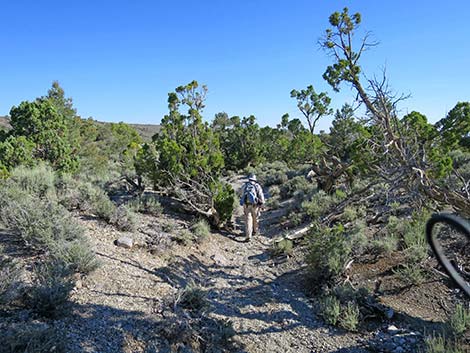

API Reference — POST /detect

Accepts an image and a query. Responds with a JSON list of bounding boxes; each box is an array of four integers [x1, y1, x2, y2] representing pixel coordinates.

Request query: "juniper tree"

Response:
[[7, 99, 78, 173], [290, 85, 332, 135], [319, 7, 470, 215], [149, 81, 234, 226]]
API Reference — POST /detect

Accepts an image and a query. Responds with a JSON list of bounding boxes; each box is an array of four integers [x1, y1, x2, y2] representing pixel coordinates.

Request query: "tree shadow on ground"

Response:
[[64, 302, 159, 352], [150, 251, 452, 347], [65, 301, 242, 352], [3, 293, 243, 352], [151, 252, 320, 336], [153, 254, 252, 289]]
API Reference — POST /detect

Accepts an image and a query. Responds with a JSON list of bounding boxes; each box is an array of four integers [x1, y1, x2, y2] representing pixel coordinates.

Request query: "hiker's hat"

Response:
[[248, 174, 257, 182]]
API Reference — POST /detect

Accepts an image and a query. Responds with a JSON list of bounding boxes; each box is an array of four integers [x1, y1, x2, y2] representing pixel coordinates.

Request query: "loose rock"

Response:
[[115, 236, 134, 248]]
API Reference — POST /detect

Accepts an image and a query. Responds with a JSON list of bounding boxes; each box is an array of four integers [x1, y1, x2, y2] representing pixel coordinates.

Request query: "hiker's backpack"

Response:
[[243, 182, 258, 205]]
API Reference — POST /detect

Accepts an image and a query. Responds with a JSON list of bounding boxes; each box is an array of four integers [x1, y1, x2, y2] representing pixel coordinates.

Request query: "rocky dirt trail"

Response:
[[203, 176, 368, 352], [59, 178, 371, 352]]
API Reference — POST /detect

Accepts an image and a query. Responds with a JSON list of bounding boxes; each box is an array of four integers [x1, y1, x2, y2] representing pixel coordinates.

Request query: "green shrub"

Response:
[[57, 176, 116, 220], [423, 334, 466, 353], [448, 304, 470, 338], [57, 176, 110, 213], [307, 224, 351, 284], [405, 243, 429, 264], [341, 206, 358, 223], [94, 195, 115, 221], [270, 239, 293, 256], [265, 170, 289, 186], [333, 284, 369, 305], [386, 211, 430, 264], [0, 323, 66, 353], [320, 295, 341, 326], [269, 185, 280, 197], [288, 211, 303, 227], [202, 317, 236, 347], [174, 281, 208, 313], [339, 303, 360, 331], [423, 335, 446, 353], [280, 175, 313, 200], [320, 285, 371, 331], [157, 314, 236, 352], [389, 201, 400, 213], [394, 264, 427, 286], [334, 188, 347, 200], [213, 182, 235, 225], [127, 194, 163, 215], [86, 184, 117, 216], [7, 163, 56, 200], [55, 174, 84, 210], [110, 205, 137, 231], [0, 180, 98, 275], [26, 261, 74, 318], [142, 195, 163, 215], [341, 205, 366, 224], [251, 161, 290, 186], [190, 219, 210, 242], [349, 220, 368, 255], [0, 194, 84, 251], [174, 229, 194, 246], [0, 195, 55, 249], [51, 238, 100, 274], [402, 214, 429, 263], [162, 222, 177, 234], [370, 234, 398, 257], [301, 190, 337, 220], [243, 166, 256, 179], [265, 197, 280, 209], [386, 215, 405, 238]]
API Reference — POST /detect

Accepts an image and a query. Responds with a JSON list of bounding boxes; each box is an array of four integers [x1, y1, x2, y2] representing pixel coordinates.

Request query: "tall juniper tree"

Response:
[[148, 81, 234, 226]]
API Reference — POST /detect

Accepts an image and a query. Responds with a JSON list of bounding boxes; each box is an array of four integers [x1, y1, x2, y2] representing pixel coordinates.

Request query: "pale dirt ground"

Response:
[[59, 177, 371, 352], [54, 176, 466, 352]]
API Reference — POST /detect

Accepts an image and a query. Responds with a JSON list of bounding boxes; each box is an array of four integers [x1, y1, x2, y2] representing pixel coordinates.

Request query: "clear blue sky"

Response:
[[1, 0, 469, 132]]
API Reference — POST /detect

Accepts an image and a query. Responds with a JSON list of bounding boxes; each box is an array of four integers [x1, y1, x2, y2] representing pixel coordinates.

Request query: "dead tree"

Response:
[[320, 8, 470, 217]]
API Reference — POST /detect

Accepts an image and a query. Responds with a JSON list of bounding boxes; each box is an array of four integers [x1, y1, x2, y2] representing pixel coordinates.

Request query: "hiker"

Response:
[[240, 174, 265, 242]]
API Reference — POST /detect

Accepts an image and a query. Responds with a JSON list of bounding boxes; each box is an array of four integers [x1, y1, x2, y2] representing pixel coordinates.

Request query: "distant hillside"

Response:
[[128, 123, 160, 141], [0, 116, 160, 141], [0, 116, 11, 130]]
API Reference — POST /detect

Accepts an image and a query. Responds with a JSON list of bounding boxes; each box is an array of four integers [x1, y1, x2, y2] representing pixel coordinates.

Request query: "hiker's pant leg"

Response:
[[244, 204, 253, 239], [252, 206, 259, 234]]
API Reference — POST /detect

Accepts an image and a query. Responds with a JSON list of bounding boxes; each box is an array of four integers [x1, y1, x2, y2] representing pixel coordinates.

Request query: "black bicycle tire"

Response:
[[426, 213, 470, 297]]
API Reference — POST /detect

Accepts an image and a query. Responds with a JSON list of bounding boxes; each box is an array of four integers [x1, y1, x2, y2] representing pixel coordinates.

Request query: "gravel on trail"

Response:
[[57, 179, 375, 352]]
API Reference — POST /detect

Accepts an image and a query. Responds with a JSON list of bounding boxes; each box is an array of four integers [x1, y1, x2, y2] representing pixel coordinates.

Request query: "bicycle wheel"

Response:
[[426, 213, 470, 297]]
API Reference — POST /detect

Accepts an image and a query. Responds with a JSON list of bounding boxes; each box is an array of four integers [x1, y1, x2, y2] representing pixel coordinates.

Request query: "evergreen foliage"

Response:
[[139, 81, 234, 226], [5, 98, 78, 172]]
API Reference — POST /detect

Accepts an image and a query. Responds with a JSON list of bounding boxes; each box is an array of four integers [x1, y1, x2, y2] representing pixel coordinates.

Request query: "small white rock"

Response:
[[116, 236, 134, 249]]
